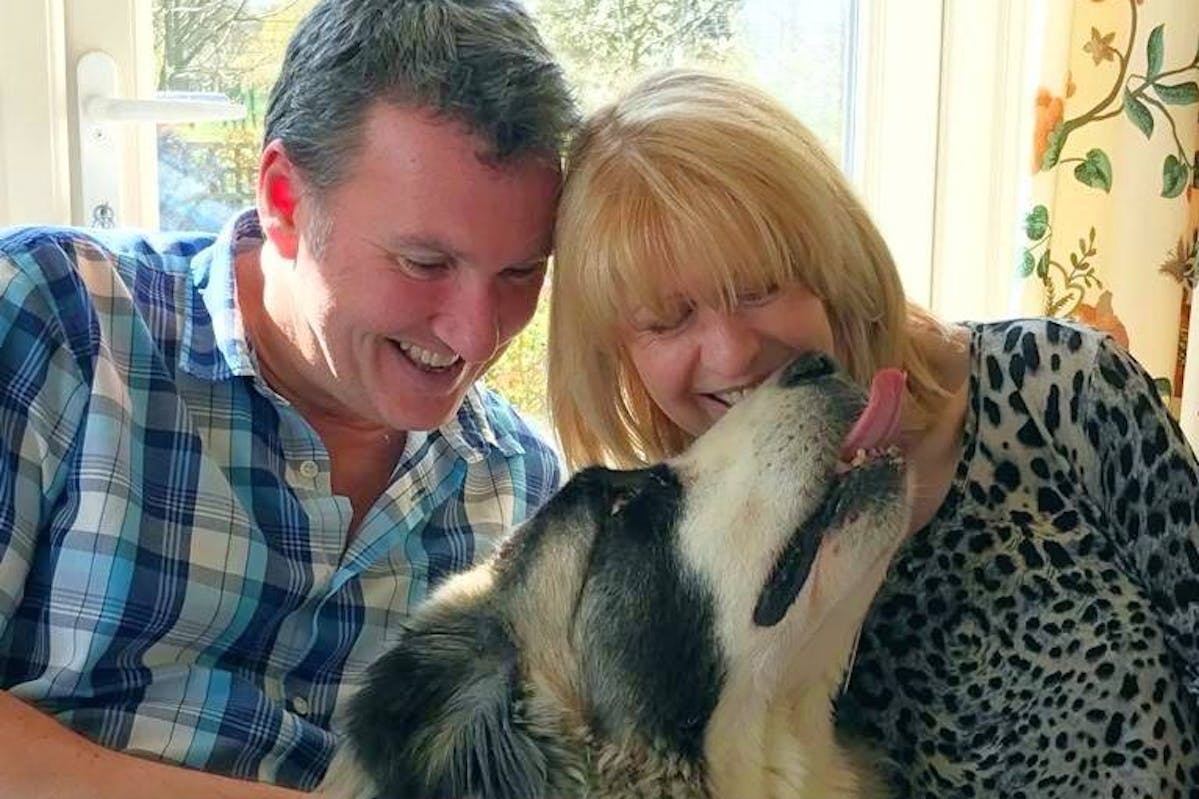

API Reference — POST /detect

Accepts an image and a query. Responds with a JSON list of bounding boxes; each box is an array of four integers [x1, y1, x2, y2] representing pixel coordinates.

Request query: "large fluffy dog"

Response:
[[322, 352, 911, 799]]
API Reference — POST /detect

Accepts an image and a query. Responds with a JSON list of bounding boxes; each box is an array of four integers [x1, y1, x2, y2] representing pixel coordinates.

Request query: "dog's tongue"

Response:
[[840, 368, 906, 459]]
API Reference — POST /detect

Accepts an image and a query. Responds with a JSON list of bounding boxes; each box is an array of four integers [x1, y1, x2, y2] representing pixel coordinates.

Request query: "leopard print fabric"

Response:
[[837, 318, 1199, 798]]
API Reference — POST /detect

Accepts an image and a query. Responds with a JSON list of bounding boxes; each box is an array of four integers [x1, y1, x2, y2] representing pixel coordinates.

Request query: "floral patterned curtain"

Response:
[[1021, 0, 1198, 445]]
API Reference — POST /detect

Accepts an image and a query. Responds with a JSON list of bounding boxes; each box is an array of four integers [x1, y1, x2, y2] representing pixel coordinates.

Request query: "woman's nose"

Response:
[[699, 310, 762, 376]]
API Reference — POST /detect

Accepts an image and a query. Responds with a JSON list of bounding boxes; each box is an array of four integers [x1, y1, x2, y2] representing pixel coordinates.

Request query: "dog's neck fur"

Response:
[[705, 672, 876, 799], [704, 605, 885, 799]]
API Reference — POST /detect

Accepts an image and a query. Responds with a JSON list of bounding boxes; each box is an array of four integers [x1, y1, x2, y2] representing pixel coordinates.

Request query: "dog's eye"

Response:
[[608, 485, 642, 516]]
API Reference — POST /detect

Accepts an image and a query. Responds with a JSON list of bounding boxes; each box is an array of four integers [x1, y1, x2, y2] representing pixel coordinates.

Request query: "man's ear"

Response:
[[341, 609, 552, 799], [257, 139, 303, 260]]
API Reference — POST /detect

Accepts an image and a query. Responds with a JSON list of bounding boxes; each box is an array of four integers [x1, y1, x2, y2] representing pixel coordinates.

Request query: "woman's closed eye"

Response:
[[734, 283, 780, 307], [631, 302, 695, 335]]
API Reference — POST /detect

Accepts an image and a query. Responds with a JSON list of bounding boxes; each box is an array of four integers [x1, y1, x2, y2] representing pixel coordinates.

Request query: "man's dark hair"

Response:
[[264, 0, 578, 192]]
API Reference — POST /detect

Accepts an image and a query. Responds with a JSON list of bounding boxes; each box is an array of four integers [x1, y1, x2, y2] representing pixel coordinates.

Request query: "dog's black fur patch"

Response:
[[574, 465, 724, 760]]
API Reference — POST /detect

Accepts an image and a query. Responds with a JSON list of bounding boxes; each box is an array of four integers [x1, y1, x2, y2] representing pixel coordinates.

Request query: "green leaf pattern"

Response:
[[1023, 1, 1198, 328]]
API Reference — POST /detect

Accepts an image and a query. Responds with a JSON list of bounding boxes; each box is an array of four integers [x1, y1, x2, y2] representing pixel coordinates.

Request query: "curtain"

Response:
[[1021, 0, 1198, 445]]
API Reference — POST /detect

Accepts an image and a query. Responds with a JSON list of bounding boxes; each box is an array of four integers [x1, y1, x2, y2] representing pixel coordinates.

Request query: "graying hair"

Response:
[[264, 0, 578, 193]]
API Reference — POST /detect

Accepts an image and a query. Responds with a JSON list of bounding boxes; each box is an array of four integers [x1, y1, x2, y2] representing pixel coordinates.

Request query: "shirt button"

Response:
[[298, 460, 320, 479], [290, 695, 310, 716]]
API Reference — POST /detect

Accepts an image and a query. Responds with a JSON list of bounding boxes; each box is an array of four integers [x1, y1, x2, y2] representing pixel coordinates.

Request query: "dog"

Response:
[[320, 352, 911, 799]]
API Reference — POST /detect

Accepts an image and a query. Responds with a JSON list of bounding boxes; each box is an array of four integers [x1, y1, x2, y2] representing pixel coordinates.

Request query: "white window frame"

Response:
[[1, 0, 157, 229], [853, 0, 1037, 322], [927, 0, 1038, 323], [850, 0, 944, 311], [1, 0, 72, 226]]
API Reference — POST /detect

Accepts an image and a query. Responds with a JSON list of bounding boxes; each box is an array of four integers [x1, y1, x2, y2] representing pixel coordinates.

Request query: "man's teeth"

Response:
[[397, 341, 459, 370]]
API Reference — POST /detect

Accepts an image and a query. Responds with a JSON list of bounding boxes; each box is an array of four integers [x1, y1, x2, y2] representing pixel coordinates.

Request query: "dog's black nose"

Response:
[[779, 352, 836, 386]]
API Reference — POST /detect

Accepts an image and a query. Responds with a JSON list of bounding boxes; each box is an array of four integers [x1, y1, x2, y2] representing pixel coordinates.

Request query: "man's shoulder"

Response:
[[0, 224, 216, 283]]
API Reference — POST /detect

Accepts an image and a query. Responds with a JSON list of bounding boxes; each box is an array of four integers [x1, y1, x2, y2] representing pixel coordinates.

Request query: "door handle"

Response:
[[76, 50, 246, 227]]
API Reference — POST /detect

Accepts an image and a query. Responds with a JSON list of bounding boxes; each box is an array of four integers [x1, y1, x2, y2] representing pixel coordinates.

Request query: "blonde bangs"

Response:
[[569, 153, 836, 345]]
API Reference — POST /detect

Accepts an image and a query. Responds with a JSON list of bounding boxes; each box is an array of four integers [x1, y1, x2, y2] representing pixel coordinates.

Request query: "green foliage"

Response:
[[1161, 154, 1190, 199], [485, 292, 552, 425], [1020, 250, 1035, 278], [1021, 201, 1103, 317], [1041, 124, 1066, 170], [1146, 24, 1164, 78], [1036, 250, 1051, 280], [1024, 205, 1049, 240], [1153, 81, 1199, 105], [1073, 148, 1112, 193], [534, 0, 741, 107], [1123, 89, 1154, 139]]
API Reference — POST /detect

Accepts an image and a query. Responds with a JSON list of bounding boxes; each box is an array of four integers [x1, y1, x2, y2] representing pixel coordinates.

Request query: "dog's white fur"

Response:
[[322, 359, 912, 798]]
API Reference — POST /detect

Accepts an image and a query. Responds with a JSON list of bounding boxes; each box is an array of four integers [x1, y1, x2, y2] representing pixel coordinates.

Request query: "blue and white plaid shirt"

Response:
[[0, 211, 561, 789]]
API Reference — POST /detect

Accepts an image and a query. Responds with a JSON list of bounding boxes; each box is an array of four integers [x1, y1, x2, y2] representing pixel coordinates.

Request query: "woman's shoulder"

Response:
[[962, 316, 1109, 362], [960, 316, 1118, 399]]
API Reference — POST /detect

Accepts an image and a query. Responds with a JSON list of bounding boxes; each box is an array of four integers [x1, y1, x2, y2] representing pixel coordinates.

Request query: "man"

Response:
[[0, 1, 576, 795]]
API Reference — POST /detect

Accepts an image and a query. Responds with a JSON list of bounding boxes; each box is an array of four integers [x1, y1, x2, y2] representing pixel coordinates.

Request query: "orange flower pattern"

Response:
[[1072, 290, 1131, 349], [1032, 88, 1065, 173]]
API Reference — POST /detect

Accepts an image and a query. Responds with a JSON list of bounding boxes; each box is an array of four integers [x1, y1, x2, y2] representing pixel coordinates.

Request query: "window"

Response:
[[4, 0, 993, 426], [154, 0, 313, 231]]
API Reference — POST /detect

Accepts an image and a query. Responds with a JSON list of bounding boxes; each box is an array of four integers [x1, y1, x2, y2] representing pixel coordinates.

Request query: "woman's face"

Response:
[[620, 281, 838, 438]]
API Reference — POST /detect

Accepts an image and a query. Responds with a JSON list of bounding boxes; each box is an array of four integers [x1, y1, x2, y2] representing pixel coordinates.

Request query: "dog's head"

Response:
[[325, 352, 912, 799]]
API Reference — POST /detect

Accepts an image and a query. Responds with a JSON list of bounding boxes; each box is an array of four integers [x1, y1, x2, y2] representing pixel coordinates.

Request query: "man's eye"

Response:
[[398, 258, 449, 278], [503, 263, 548, 284]]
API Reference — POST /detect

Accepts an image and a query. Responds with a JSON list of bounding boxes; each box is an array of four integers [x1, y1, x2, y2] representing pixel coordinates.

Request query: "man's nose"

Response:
[[434, 279, 501, 363]]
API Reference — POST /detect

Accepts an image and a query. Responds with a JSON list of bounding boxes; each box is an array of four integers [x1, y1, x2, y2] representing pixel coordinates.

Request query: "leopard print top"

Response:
[[837, 318, 1199, 798]]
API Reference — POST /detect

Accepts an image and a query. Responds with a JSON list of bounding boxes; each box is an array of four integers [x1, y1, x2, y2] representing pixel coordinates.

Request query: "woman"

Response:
[[548, 68, 1199, 796]]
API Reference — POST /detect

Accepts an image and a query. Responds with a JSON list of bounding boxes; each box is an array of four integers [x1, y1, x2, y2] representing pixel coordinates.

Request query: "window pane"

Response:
[[154, 0, 315, 232], [530, 0, 856, 164]]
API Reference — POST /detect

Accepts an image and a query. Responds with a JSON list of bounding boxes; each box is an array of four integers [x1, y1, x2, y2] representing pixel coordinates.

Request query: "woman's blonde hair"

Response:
[[549, 68, 949, 470]]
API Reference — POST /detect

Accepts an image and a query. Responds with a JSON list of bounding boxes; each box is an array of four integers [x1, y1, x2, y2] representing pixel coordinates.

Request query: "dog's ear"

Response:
[[342, 610, 549, 799]]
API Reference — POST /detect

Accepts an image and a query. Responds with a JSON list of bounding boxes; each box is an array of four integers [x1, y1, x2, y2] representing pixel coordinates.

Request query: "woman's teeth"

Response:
[[714, 385, 755, 406], [397, 341, 459, 370]]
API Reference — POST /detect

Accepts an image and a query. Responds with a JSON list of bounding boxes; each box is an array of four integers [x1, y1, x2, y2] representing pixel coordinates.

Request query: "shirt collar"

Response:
[[182, 209, 261, 381]]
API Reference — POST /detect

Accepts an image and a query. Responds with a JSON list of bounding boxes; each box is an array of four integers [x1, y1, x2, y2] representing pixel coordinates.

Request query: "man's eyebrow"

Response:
[[382, 235, 465, 261], [381, 235, 550, 269]]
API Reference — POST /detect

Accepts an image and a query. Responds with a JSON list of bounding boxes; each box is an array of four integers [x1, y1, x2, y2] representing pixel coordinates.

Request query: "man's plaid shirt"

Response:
[[0, 212, 560, 789]]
